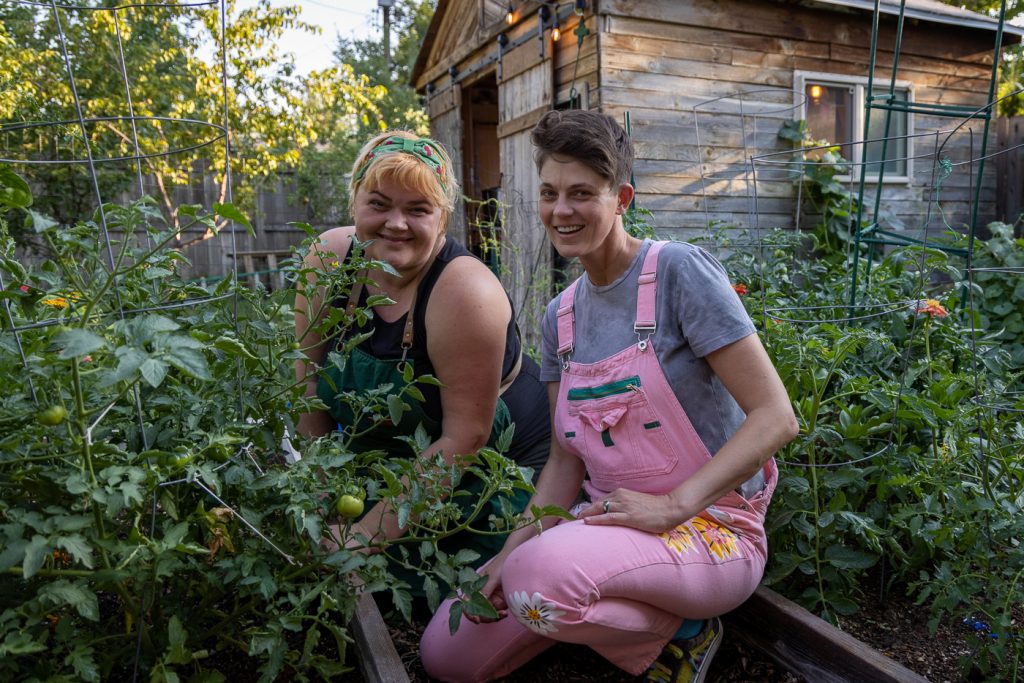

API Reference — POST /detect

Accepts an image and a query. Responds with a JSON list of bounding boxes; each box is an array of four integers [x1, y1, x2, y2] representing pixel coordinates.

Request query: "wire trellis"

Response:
[[0, 2, 298, 678]]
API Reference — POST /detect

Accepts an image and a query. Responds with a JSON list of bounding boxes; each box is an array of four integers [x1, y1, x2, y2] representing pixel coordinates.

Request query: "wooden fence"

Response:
[[994, 116, 1023, 231]]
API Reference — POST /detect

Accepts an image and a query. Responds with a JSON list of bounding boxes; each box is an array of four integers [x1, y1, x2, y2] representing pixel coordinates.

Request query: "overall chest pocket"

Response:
[[563, 376, 678, 486]]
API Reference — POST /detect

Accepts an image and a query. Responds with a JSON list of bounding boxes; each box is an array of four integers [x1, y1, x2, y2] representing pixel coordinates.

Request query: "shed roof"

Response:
[[412, 0, 1023, 86]]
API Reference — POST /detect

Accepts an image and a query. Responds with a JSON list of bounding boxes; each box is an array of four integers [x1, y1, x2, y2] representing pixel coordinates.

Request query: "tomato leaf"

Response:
[[56, 329, 107, 359], [214, 203, 254, 237]]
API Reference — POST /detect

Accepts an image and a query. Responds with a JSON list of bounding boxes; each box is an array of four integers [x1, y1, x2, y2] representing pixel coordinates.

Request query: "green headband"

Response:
[[353, 136, 449, 190]]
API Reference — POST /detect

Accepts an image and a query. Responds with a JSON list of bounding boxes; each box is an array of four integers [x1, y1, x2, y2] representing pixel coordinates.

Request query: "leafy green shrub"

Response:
[[704, 218, 1023, 679], [0, 172, 535, 681]]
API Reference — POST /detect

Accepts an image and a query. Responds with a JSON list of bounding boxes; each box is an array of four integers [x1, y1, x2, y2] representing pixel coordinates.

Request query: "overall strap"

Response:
[[634, 241, 665, 341], [556, 277, 583, 357]]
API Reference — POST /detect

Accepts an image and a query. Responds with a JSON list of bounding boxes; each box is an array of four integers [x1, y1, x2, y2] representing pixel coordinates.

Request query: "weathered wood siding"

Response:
[[497, 26, 555, 345], [598, 0, 1005, 242], [428, 84, 467, 243]]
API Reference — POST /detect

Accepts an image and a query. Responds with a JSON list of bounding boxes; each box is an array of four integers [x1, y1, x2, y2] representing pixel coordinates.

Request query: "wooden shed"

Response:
[[411, 0, 1022, 323]]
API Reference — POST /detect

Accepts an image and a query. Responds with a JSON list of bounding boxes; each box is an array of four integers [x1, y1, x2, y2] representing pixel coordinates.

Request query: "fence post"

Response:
[[995, 116, 1023, 232]]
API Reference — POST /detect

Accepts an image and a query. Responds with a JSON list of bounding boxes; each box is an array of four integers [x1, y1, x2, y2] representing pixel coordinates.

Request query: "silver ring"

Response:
[[602, 500, 611, 514]]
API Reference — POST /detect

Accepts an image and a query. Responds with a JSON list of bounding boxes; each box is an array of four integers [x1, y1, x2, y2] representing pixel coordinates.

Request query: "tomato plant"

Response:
[[0, 173, 536, 681]]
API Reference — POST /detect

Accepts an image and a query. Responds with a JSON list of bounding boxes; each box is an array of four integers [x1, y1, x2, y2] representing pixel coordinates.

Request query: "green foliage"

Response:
[[624, 206, 658, 240], [0, 0, 381, 238], [0, 172, 535, 679], [698, 211, 1024, 680], [970, 222, 1024, 370], [291, 0, 433, 225]]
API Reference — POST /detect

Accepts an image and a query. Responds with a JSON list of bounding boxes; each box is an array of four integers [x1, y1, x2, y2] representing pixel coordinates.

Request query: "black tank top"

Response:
[[336, 238, 550, 462]]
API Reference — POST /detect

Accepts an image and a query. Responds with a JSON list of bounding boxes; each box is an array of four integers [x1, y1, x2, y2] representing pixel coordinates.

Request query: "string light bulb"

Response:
[[574, 0, 586, 16], [552, 13, 561, 41], [505, 2, 514, 24]]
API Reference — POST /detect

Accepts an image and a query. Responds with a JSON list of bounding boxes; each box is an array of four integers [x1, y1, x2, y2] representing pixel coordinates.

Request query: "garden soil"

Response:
[[371, 587, 989, 682]]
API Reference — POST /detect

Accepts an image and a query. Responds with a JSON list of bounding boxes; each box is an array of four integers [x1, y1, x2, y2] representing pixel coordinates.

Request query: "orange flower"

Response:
[[732, 283, 748, 296], [915, 299, 947, 318], [40, 291, 81, 309], [52, 549, 71, 566]]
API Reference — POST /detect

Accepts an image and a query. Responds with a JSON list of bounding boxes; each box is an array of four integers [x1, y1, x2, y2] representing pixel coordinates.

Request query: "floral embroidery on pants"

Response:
[[507, 591, 566, 634], [692, 517, 740, 561], [660, 523, 698, 554]]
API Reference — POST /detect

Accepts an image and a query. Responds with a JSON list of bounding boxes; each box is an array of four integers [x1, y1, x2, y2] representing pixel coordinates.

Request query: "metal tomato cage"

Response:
[[0, 3, 293, 679]]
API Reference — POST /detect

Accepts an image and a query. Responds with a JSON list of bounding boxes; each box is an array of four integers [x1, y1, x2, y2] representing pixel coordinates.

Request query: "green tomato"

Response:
[[335, 494, 365, 519], [37, 405, 68, 426], [205, 443, 232, 463]]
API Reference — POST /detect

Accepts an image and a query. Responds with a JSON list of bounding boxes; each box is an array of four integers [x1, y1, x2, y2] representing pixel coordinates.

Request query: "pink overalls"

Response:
[[420, 242, 778, 681]]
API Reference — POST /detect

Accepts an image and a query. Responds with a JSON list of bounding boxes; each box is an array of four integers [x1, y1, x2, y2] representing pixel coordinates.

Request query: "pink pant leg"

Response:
[[500, 517, 765, 675], [420, 597, 555, 683]]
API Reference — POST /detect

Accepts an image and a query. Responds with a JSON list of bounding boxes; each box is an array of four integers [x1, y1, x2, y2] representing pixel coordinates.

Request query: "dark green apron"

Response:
[[318, 339, 530, 595]]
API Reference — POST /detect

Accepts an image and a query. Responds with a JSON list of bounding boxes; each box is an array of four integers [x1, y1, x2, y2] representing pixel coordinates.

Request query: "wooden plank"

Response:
[[725, 586, 930, 683], [497, 104, 549, 139], [500, 39, 545, 83], [601, 0, 997, 63], [994, 116, 1023, 225], [351, 593, 410, 683], [605, 14, 824, 59], [601, 49, 793, 90], [428, 83, 462, 118], [500, 61, 552, 121]]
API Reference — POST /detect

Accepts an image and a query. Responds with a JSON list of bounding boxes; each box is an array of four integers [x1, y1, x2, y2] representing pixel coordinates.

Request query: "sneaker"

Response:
[[645, 616, 723, 683]]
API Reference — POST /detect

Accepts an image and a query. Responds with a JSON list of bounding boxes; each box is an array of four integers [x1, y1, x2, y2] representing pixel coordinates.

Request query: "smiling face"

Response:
[[352, 177, 446, 277], [538, 155, 633, 265]]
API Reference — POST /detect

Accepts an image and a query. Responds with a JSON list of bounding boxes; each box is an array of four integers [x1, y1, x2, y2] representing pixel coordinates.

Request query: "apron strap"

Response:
[[634, 241, 664, 340], [345, 274, 417, 363], [556, 276, 583, 358]]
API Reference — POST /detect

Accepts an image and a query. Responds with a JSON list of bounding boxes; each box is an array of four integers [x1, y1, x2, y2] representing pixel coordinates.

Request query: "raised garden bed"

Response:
[[349, 585, 941, 682]]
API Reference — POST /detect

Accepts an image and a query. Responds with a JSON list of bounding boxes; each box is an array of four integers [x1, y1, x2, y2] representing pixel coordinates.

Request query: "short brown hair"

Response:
[[530, 110, 634, 187]]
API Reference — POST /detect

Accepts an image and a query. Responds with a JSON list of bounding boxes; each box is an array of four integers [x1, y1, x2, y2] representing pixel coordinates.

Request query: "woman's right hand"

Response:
[[465, 553, 510, 624]]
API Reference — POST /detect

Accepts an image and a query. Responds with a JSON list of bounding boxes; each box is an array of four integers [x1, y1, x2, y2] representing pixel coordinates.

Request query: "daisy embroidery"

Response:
[[660, 523, 697, 554], [508, 591, 565, 634], [692, 516, 740, 561]]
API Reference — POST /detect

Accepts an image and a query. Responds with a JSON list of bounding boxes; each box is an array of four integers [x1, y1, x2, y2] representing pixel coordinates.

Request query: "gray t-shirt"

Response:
[[540, 239, 764, 495]]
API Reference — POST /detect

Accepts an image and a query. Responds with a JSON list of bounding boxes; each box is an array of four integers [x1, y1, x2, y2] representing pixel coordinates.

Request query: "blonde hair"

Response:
[[348, 131, 460, 223]]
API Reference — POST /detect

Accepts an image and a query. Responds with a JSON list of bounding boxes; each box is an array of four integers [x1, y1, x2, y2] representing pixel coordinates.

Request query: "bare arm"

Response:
[[579, 333, 798, 531], [294, 227, 355, 438]]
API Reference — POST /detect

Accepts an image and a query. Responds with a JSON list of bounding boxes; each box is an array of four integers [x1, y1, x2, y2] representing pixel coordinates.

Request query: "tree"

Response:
[[0, 0, 383, 245], [291, 0, 434, 225], [937, 0, 1023, 115]]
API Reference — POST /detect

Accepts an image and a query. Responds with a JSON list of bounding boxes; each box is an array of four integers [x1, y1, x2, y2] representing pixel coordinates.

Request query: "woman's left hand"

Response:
[[576, 488, 688, 533]]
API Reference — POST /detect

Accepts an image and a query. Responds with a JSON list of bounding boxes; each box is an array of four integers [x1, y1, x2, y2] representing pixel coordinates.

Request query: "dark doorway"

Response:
[[461, 73, 501, 273]]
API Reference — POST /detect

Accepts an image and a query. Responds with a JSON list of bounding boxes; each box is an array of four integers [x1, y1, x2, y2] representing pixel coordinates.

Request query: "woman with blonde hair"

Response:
[[295, 131, 550, 588]]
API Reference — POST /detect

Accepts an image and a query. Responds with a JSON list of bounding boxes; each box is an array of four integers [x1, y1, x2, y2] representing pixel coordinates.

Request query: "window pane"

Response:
[[864, 88, 908, 176], [805, 83, 854, 147]]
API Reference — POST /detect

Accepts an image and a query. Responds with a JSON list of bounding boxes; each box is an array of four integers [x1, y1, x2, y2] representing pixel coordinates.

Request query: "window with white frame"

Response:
[[796, 72, 913, 181]]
